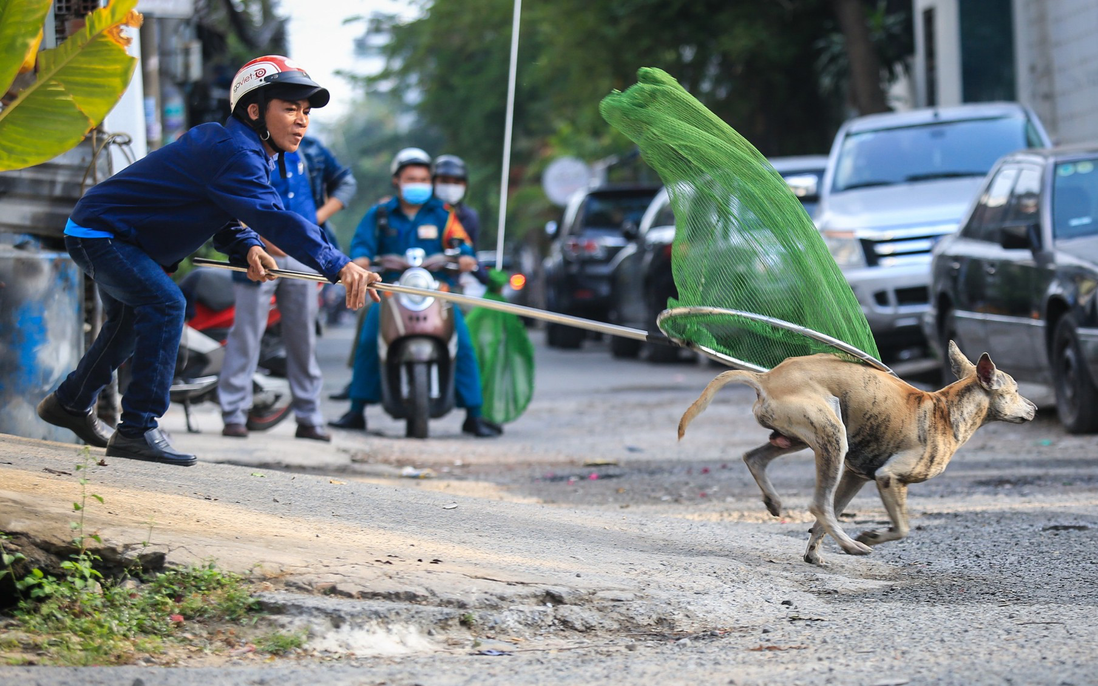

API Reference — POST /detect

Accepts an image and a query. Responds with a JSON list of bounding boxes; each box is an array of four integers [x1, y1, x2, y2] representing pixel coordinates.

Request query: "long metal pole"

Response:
[[191, 258, 651, 343], [493, 0, 522, 270]]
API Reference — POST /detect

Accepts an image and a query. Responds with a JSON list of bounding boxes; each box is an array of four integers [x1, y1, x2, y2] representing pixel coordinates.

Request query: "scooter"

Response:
[[375, 247, 461, 439], [171, 267, 292, 433]]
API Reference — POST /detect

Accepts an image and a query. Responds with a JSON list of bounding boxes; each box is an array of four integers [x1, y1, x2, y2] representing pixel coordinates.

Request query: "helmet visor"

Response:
[[266, 72, 330, 108]]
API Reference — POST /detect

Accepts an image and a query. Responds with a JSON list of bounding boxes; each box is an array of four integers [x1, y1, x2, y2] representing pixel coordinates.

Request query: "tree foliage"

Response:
[[349, 0, 909, 245]]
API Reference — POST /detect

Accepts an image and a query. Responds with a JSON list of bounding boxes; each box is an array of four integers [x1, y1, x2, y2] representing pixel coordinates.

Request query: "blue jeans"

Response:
[[349, 301, 483, 410], [56, 236, 186, 436]]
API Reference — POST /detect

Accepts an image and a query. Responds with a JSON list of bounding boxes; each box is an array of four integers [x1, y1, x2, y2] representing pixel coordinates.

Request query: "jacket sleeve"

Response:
[[315, 142, 358, 207], [327, 169, 357, 207], [349, 206, 379, 260], [206, 150, 350, 282], [211, 222, 263, 264]]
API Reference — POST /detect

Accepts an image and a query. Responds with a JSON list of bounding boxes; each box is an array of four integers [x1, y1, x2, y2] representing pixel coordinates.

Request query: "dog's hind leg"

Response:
[[743, 441, 804, 516], [856, 474, 910, 546], [805, 470, 869, 565], [804, 404, 873, 558]]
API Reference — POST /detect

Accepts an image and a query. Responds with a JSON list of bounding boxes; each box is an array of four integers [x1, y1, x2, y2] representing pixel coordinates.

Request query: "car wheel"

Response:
[[939, 307, 960, 388], [547, 322, 583, 349], [609, 334, 642, 358], [1051, 315, 1098, 434]]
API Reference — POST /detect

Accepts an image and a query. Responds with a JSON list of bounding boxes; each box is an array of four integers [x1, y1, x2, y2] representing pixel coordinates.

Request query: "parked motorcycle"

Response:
[[375, 247, 461, 439], [171, 267, 292, 433]]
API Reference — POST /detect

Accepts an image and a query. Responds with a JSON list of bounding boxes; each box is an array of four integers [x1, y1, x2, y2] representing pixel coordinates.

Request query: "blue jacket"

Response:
[[299, 138, 356, 212], [71, 117, 349, 281], [349, 196, 473, 285]]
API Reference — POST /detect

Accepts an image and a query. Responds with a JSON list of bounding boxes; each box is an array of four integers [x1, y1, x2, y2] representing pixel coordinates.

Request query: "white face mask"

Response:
[[434, 182, 466, 205]]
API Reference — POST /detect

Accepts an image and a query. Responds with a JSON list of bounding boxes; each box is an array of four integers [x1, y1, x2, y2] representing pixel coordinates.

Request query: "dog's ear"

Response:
[[975, 353, 1003, 391], [948, 340, 976, 379]]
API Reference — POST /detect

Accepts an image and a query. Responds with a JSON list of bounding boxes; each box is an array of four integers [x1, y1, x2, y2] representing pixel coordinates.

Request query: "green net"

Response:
[[466, 269, 536, 424], [599, 68, 880, 370]]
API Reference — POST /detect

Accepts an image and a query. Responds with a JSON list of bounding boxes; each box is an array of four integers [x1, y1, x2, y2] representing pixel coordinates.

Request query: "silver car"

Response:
[[814, 103, 1051, 360]]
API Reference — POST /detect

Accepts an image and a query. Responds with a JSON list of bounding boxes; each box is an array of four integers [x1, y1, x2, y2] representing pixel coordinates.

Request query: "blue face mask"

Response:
[[400, 183, 433, 205]]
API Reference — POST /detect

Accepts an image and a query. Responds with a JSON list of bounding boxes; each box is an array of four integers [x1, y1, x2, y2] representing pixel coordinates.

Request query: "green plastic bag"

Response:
[[465, 269, 536, 425]]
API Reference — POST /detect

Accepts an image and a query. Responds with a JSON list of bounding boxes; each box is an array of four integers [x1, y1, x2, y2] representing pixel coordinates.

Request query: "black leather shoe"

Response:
[[105, 428, 197, 467], [328, 384, 351, 401], [37, 393, 113, 448], [328, 410, 366, 431], [295, 424, 332, 442], [462, 416, 501, 438]]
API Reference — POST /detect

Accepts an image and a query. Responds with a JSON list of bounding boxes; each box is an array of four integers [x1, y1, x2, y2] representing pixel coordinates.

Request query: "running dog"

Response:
[[678, 341, 1036, 564]]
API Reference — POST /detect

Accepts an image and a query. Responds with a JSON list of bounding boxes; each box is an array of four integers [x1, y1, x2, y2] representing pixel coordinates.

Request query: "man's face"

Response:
[[250, 97, 310, 153]]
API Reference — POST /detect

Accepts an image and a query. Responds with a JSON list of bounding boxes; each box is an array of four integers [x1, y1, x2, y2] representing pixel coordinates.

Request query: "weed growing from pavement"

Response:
[[0, 450, 303, 666], [255, 629, 308, 655]]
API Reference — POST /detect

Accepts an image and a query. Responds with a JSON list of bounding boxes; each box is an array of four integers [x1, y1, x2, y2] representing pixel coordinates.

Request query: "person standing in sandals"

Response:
[[218, 141, 346, 442], [37, 55, 381, 466]]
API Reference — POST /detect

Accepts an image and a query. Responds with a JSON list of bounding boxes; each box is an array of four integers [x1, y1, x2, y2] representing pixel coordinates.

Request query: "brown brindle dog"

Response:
[[678, 341, 1037, 565]]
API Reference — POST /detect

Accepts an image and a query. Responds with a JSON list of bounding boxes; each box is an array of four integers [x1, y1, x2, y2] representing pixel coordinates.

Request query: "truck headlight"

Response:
[[822, 230, 866, 269]]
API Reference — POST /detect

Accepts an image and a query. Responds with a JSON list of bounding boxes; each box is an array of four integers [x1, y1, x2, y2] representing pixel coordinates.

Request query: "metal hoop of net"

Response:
[[657, 307, 894, 375]]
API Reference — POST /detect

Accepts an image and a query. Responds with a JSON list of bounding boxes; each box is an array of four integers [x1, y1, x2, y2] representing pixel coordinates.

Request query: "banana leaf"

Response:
[[466, 269, 536, 425], [0, 0, 51, 96], [0, 0, 142, 172]]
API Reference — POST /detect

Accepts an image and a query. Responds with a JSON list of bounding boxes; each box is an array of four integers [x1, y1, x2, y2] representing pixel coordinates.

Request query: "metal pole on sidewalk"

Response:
[[493, 0, 522, 270]]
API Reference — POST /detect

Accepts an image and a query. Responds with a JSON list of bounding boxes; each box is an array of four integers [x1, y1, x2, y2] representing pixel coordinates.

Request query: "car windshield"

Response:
[[832, 117, 1031, 192], [582, 193, 655, 231], [1053, 158, 1098, 240]]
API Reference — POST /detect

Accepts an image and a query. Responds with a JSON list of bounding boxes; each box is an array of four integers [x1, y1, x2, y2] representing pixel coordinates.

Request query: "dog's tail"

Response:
[[678, 370, 764, 440]]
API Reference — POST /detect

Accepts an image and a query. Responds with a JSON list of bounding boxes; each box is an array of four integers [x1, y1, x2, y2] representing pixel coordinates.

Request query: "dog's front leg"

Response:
[[807, 418, 873, 557], [805, 469, 869, 565], [857, 473, 910, 546]]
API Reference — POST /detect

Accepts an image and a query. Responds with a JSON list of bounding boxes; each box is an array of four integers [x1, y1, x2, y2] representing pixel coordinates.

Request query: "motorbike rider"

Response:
[[432, 155, 479, 246], [219, 141, 348, 442], [37, 55, 381, 466], [433, 154, 491, 290], [328, 148, 501, 437]]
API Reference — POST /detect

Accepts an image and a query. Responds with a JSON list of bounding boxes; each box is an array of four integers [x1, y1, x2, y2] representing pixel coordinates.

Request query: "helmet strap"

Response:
[[245, 88, 288, 178]]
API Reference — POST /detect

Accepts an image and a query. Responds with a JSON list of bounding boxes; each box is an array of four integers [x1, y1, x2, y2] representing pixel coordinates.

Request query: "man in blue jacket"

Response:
[[37, 55, 380, 466], [328, 148, 499, 437]]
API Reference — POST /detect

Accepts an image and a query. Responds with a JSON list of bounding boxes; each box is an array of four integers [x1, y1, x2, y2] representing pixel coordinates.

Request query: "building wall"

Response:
[[913, 0, 963, 107], [916, 0, 1098, 144], [1016, 0, 1098, 144]]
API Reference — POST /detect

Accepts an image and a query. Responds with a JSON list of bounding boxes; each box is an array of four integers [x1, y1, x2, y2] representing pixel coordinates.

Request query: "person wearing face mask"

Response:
[[328, 149, 501, 437], [432, 154, 492, 291], [432, 155, 479, 246]]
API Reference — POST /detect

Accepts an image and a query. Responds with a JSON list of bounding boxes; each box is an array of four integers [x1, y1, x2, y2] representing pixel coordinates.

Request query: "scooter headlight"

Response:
[[398, 268, 438, 311]]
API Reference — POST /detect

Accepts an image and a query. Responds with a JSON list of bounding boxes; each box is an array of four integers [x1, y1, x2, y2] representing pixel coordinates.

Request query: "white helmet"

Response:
[[390, 147, 432, 176], [229, 55, 329, 115]]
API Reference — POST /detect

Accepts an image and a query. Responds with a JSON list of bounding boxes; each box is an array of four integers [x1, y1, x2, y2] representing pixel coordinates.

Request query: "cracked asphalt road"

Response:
[[2, 323, 1096, 685]]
